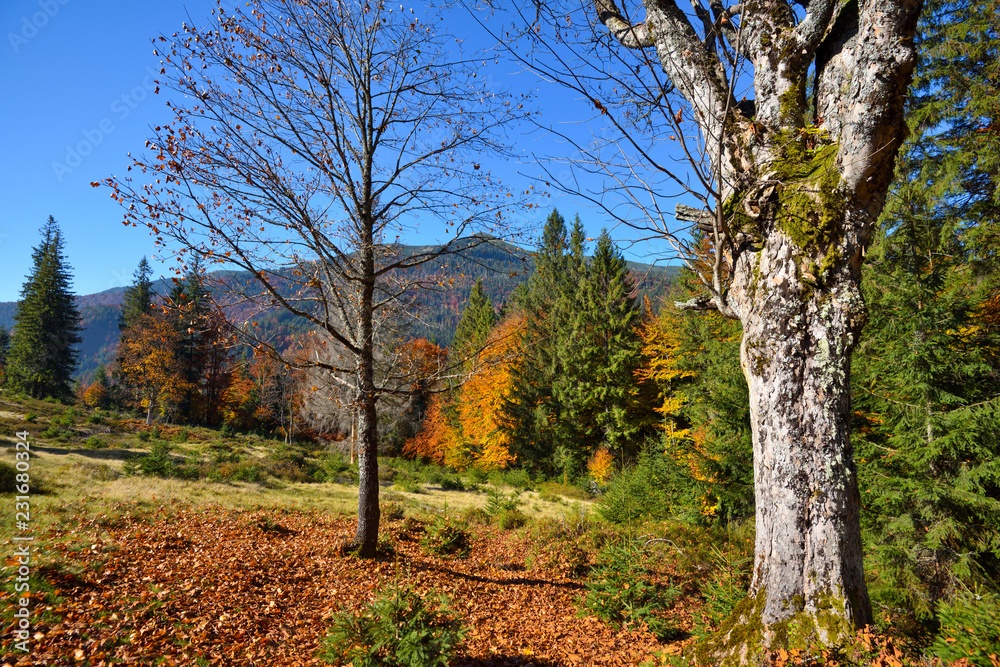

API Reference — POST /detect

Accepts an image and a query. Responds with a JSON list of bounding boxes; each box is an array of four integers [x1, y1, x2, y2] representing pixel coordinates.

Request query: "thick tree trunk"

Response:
[[698, 222, 872, 663]]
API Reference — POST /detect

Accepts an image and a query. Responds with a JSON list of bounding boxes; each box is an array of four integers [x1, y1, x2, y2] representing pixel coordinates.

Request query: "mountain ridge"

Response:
[[0, 238, 679, 380]]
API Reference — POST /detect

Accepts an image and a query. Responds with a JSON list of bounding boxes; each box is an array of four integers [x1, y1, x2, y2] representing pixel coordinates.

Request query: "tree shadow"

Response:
[[458, 656, 561, 666], [30, 444, 139, 462], [416, 562, 585, 591]]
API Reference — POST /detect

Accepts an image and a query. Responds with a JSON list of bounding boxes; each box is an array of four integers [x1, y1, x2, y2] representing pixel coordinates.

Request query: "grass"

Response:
[[0, 395, 591, 538]]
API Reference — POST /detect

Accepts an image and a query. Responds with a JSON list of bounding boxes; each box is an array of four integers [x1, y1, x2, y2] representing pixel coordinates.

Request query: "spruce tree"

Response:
[[450, 279, 496, 369], [168, 263, 225, 424], [0, 328, 10, 384], [553, 230, 643, 461], [502, 209, 574, 470], [118, 257, 156, 330], [853, 184, 1000, 619], [902, 0, 1000, 269], [851, 4, 1000, 611], [5, 217, 82, 399]]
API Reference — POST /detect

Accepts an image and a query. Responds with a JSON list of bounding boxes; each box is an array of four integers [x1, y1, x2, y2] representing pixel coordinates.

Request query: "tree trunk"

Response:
[[353, 377, 380, 557], [698, 221, 872, 663], [352, 223, 380, 557]]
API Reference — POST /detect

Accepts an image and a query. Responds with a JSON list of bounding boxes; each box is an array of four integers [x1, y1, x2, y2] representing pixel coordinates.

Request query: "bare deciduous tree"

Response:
[[486, 0, 921, 659], [102, 0, 530, 556]]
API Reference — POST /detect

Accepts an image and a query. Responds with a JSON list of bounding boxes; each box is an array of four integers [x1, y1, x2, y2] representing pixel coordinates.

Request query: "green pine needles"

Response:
[[320, 583, 466, 667], [5, 216, 82, 400], [502, 210, 646, 476]]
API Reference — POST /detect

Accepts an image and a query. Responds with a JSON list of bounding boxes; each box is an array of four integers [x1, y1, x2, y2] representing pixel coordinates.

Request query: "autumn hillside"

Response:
[[0, 237, 677, 383]]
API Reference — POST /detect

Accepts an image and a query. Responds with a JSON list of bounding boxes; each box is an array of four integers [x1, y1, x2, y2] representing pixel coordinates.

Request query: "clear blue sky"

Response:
[[0, 0, 682, 304]]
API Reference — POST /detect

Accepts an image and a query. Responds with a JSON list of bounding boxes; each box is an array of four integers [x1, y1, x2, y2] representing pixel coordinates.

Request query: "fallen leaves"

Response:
[[3, 506, 666, 665]]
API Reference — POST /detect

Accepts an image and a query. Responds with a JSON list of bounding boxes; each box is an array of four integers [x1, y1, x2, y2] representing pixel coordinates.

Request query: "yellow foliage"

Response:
[[83, 383, 108, 408], [587, 447, 614, 484], [403, 315, 524, 470], [117, 313, 194, 420]]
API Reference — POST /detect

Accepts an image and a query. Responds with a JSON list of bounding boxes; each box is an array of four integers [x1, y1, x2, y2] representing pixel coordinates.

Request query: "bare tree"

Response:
[[101, 0, 530, 556], [484, 0, 921, 659]]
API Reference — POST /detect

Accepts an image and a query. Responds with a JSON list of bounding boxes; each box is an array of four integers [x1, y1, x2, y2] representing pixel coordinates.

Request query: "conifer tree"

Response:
[[0, 328, 9, 383], [553, 230, 643, 464], [5, 217, 82, 399], [853, 168, 1000, 619], [118, 257, 156, 330], [902, 0, 1000, 269], [450, 279, 496, 370], [502, 209, 574, 470], [167, 264, 229, 425]]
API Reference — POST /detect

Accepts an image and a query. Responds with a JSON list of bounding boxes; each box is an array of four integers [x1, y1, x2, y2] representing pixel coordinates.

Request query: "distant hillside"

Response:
[[0, 238, 679, 381]]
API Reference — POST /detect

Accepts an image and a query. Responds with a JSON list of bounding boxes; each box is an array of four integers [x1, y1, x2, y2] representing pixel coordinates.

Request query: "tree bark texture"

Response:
[[595, 0, 922, 657]]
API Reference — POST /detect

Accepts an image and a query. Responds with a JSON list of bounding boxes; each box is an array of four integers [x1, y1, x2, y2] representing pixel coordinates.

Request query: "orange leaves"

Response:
[[404, 316, 524, 470], [117, 312, 194, 420], [82, 383, 108, 409], [587, 448, 614, 484], [30, 506, 664, 665]]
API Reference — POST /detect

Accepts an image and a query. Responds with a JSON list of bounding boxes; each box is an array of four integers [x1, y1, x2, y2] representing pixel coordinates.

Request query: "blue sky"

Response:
[[0, 0, 683, 304]]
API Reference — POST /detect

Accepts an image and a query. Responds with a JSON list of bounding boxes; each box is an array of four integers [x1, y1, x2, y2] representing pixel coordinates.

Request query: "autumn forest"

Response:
[[2, 0, 1000, 664]]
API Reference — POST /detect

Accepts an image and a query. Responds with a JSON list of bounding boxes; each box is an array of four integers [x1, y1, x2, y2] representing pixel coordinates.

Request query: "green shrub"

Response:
[[41, 427, 61, 439], [0, 462, 18, 493], [928, 589, 1000, 666], [228, 462, 264, 483], [599, 449, 697, 525], [701, 541, 753, 627], [492, 468, 533, 491], [24, 412, 37, 423], [460, 507, 490, 526], [318, 452, 356, 482], [319, 583, 465, 667], [495, 508, 528, 530], [434, 473, 464, 491], [422, 520, 471, 558], [85, 436, 107, 449], [484, 487, 520, 517], [465, 468, 489, 485], [174, 428, 190, 443], [137, 442, 174, 477], [86, 413, 105, 425], [579, 540, 678, 641], [150, 426, 162, 440], [211, 446, 241, 465], [136, 430, 151, 442], [381, 502, 405, 521]]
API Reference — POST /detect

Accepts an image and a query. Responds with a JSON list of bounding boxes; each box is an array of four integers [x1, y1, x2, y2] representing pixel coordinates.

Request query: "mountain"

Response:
[[0, 238, 679, 381]]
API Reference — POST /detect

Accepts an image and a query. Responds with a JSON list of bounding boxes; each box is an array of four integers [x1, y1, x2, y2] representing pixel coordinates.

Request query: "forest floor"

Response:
[[0, 396, 950, 666]]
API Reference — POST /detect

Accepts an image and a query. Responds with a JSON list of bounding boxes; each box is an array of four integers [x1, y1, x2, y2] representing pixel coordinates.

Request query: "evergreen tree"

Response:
[[502, 209, 574, 471], [0, 328, 9, 386], [5, 217, 82, 399], [167, 263, 228, 425], [902, 0, 1000, 270], [851, 5, 1000, 613], [118, 257, 156, 330], [553, 230, 643, 463], [449, 279, 496, 369], [853, 185, 1000, 619]]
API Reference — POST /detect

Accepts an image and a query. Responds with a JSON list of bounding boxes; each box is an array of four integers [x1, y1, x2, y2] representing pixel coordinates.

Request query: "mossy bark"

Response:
[[594, 0, 922, 662]]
